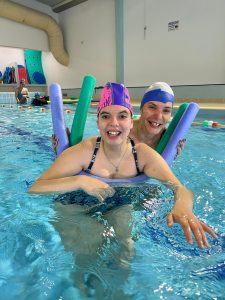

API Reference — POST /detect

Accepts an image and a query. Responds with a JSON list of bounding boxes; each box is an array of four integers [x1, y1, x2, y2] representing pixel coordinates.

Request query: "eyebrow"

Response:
[[148, 103, 172, 109], [118, 110, 129, 114], [100, 110, 129, 115], [99, 111, 110, 115]]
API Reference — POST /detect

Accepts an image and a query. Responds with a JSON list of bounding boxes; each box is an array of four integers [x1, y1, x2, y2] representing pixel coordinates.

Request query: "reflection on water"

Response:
[[0, 109, 224, 299], [52, 185, 163, 299]]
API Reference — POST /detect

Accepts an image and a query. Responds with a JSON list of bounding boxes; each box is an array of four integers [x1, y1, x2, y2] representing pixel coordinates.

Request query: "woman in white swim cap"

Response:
[[129, 82, 185, 154]]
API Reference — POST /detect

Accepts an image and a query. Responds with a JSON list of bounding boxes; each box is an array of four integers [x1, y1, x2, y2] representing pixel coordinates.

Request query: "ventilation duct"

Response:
[[0, 0, 69, 66], [52, 0, 88, 13]]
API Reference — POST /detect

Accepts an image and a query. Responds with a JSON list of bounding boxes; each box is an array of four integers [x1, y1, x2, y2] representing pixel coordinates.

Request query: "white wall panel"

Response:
[[124, 0, 225, 86]]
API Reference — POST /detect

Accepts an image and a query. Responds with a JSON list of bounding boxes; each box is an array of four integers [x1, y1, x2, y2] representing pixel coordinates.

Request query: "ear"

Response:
[[130, 118, 134, 129]]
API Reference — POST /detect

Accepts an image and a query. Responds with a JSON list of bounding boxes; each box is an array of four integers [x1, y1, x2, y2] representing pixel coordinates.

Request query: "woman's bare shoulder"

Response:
[[68, 136, 98, 152], [55, 136, 98, 165], [80, 136, 98, 147], [136, 142, 159, 156]]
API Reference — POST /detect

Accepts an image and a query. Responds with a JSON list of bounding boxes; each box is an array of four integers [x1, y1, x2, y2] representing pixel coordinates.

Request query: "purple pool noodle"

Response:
[[78, 171, 149, 184], [162, 102, 199, 166]]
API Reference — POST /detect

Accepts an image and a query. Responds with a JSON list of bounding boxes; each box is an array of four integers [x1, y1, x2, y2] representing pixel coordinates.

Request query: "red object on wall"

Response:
[[17, 65, 29, 84]]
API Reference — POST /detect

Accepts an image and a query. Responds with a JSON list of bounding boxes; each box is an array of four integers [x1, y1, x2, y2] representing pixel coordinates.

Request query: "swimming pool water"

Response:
[[0, 106, 224, 300]]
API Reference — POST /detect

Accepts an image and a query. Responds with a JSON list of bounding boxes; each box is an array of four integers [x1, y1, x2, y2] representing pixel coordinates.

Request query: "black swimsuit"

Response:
[[55, 137, 142, 208], [85, 136, 141, 175]]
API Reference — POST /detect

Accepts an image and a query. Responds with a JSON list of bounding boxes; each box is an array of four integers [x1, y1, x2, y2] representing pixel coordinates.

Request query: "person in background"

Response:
[[31, 92, 48, 106], [15, 79, 29, 105], [29, 82, 216, 249], [130, 82, 185, 154]]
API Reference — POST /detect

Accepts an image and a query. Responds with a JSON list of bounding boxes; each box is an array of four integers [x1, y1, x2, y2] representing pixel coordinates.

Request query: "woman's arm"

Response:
[[28, 139, 115, 201], [29, 174, 114, 202], [137, 143, 217, 248]]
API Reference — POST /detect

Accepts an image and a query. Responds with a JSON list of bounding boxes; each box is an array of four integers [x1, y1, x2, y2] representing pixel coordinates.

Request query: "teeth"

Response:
[[151, 122, 160, 127], [108, 131, 120, 136]]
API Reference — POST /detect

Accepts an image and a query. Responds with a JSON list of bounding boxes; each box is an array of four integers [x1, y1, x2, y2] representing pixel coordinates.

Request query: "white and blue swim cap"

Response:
[[140, 82, 175, 109]]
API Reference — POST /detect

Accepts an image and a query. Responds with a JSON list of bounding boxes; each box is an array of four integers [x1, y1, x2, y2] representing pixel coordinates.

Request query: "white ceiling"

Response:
[[35, 0, 87, 13]]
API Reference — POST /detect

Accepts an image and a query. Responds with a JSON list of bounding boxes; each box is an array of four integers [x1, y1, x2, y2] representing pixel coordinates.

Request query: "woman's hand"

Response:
[[167, 200, 217, 248], [51, 128, 70, 155], [79, 176, 115, 202], [138, 143, 217, 249], [51, 134, 58, 154], [174, 139, 186, 159]]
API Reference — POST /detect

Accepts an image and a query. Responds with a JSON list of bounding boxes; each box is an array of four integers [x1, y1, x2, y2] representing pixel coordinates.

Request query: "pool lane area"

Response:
[[0, 106, 224, 299]]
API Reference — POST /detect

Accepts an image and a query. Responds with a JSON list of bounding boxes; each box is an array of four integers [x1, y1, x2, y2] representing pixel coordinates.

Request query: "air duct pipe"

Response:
[[0, 0, 69, 66]]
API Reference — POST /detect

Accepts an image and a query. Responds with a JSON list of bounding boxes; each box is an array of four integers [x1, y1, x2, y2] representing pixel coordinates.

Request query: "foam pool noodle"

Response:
[[70, 75, 96, 146]]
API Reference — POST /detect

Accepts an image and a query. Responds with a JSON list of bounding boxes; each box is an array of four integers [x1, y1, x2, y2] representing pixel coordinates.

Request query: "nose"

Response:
[[109, 116, 119, 126], [152, 108, 163, 119]]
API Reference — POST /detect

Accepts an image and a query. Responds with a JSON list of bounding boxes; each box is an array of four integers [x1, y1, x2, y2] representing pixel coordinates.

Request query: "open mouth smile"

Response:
[[107, 131, 121, 136], [148, 121, 163, 128]]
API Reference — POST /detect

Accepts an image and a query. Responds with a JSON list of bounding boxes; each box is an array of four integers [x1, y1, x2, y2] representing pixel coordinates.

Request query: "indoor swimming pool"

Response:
[[0, 106, 224, 299]]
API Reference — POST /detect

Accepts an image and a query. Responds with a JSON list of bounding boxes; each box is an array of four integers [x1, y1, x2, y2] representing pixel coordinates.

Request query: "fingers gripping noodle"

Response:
[[50, 83, 69, 155], [50, 75, 96, 155], [156, 103, 189, 155], [161, 103, 199, 166]]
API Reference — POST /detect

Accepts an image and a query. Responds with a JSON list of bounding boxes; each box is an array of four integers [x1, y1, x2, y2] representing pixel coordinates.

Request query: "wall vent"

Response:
[[52, 0, 87, 13], [168, 20, 179, 32]]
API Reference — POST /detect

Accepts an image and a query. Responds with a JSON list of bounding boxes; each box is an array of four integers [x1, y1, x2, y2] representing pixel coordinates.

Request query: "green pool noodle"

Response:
[[156, 102, 189, 154], [70, 75, 96, 146]]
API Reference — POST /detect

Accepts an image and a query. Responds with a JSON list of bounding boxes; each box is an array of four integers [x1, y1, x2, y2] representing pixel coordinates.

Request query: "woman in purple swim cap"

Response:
[[97, 82, 133, 150], [30, 82, 216, 250]]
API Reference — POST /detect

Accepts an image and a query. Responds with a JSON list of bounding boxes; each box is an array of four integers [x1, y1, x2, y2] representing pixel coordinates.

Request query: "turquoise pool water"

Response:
[[0, 106, 224, 300]]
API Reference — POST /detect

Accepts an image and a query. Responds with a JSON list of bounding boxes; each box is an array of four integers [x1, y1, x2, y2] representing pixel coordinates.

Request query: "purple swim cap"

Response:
[[140, 82, 175, 109], [98, 82, 133, 115]]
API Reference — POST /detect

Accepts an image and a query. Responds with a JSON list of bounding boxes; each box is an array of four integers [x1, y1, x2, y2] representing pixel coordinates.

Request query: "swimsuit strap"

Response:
[[130, 138, 141, 174], [86, 136, 101, 173], [85, 137, 141, 175]]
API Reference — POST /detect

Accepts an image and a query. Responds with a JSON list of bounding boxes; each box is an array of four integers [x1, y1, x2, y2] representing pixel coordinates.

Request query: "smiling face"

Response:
[[97, 105, 133, 145], [140, 101, 172, 135]]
